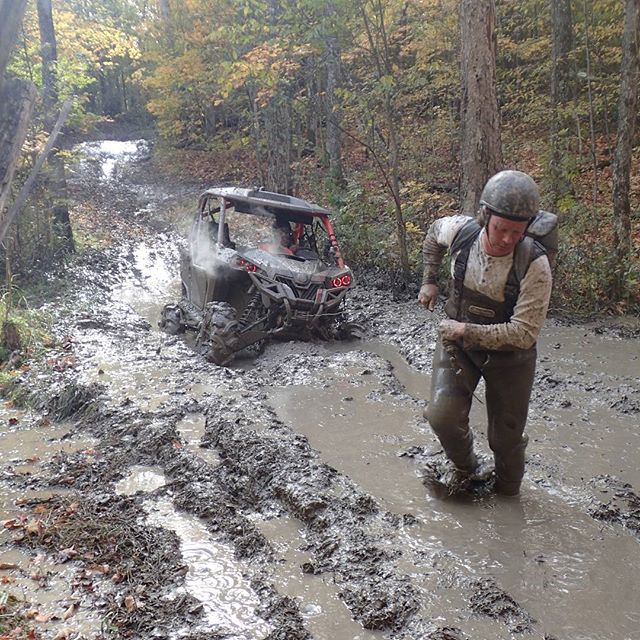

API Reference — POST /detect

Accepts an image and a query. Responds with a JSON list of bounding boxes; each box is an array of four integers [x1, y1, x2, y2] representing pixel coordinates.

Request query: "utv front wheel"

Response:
[[196, 302, 239, 366], [159, 303, 186, 335]]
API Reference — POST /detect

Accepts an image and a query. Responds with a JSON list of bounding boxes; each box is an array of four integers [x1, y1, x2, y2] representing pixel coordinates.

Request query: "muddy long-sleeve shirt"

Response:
[[422, 215, 553, 351]]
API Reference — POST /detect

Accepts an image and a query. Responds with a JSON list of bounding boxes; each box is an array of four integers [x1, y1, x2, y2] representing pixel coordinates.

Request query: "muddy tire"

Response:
[[159, 303, 186, 335], [338, 320, 365, 340], [196, 302, 240, 366]]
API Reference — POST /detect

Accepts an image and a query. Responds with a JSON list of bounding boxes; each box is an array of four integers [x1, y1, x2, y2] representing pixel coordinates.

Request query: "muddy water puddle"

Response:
[[267, 338, 640, 639], [0, 409, 96, 509], [116, 466, 272, 638], [534, 322, 640, 492], [269, 359, 426, 511], [0, 410, 103, 637], [255, 515, 383, 640], [0, 547, 105, 638], [72, 139, 150, 182], [146, 498, 272, 638], [115, 240, 181, 326]]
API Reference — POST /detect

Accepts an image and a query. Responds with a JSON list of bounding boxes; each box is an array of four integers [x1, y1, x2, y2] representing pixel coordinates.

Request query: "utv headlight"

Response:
[[328, 274, 352, 288]]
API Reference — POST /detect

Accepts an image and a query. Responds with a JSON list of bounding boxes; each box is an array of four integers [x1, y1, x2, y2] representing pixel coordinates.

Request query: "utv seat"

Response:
[[294, 248, 319, 260]]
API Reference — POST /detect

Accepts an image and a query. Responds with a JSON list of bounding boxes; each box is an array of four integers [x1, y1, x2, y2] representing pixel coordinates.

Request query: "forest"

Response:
[[1, 2, 640, 639], [0, 0, 639, 330]]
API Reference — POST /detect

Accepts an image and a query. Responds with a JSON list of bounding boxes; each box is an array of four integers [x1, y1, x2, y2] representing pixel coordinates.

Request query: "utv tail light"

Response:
[[233, 257, 258, 273], [329, 274, 352, 288]]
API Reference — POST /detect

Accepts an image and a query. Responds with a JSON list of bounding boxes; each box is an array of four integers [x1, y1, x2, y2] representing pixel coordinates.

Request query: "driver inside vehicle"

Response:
[[269, 218, 299, 255]]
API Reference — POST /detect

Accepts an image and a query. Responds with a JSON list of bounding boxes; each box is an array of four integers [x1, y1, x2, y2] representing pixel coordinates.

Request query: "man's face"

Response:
[[483, 214, 529, 257]]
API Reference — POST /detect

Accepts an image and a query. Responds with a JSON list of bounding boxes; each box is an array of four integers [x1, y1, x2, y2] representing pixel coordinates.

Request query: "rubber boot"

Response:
[[494, 477, 521, 496]]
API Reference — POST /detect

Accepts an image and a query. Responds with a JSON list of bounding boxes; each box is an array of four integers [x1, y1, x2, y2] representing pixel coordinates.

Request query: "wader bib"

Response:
[[425, 220, 545, 495]]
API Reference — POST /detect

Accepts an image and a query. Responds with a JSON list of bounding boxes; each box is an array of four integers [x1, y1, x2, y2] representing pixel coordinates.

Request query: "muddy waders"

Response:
[[425, 339, 536, 495]]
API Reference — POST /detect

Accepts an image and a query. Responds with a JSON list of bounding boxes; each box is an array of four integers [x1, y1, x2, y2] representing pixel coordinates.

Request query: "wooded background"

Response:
[[1, 0, 639, 314]]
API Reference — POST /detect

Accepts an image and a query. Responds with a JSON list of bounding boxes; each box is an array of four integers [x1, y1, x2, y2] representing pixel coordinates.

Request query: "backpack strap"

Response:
[[503, 237, 547, 315], [448, 219, 482, 319]]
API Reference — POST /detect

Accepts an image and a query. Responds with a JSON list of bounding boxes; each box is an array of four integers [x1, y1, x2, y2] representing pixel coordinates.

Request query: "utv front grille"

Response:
[[275, 276, 320, 301]]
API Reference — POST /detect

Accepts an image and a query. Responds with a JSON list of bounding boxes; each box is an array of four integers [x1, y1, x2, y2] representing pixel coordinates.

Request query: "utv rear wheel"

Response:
[[196, 302, 240, 366]]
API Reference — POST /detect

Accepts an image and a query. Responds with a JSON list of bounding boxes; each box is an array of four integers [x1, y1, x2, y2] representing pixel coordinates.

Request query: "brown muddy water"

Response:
[[0, 409, 103, 636], [58, 248, 640, 637], [267, 340, 640, 640], [2, 140, 639, 639]]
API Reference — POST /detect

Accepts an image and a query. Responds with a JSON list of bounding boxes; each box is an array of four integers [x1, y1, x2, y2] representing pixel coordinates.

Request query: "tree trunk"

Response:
[[246, 84, 265, 187], [360, 0, 410, 277], [549, 0, 574, 208], [611, 0, 640, 302], [324, 3, 344, 190], [0, 0, 36, 250], [458, 0, 503, 213], [0, 78, 37, 223], [37, 0, 74, 253], [386, 94, 409, 277], [158, 0, 170, 20], [264, 93, 293, 194], [0, 0, 29, 95]]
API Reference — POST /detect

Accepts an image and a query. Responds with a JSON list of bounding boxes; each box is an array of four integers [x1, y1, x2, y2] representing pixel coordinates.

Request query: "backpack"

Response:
[[527, 210, 558, 270]]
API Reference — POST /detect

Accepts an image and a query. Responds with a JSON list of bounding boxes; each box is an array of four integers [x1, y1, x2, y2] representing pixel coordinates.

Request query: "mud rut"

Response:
[[1, 140, 640, 640]]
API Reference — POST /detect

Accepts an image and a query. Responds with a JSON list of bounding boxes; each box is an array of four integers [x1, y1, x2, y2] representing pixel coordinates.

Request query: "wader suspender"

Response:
[[449, 220, 546, 321]]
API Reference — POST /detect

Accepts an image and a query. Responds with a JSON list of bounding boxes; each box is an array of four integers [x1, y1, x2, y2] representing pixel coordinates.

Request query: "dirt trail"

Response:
[[1, 140, 639, 640]]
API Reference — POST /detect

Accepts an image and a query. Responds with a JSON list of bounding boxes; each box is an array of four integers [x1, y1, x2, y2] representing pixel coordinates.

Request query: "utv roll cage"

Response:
[[197, 187, 346, 268]]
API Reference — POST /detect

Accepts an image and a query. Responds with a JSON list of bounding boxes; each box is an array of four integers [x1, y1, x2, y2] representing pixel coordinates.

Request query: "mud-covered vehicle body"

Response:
[[160, 187, 358, 364]]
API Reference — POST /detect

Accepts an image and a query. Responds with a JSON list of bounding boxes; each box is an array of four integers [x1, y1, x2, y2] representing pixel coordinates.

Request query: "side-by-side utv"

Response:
[[160, 187, 361, 365]]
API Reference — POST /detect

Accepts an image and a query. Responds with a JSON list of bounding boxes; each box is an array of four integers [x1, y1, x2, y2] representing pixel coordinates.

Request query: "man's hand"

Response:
[[418, 284, 439, 311], [439, 318, 465, 342]]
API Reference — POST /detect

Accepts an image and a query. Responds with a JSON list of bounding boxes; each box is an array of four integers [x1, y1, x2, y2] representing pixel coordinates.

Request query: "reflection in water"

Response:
[[115, 465, 166, 495], [114, 466, 271, 637], [115, 242, 180, 324], [147, 498, 272, 638], [73, 139, 149, 180]]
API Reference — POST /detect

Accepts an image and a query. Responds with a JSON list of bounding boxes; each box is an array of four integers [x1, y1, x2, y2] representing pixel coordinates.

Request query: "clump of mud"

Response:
[[45, 380, 105, 420], [468, 577, 534, 633], [589, 475, 640, 537], [426, 628, 468, 640], [403, 447, 495, 499], [250, 576, 311, 640]]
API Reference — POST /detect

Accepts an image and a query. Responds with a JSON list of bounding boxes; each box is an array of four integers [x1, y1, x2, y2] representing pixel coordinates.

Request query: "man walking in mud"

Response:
[[418, 170, 553, 496]]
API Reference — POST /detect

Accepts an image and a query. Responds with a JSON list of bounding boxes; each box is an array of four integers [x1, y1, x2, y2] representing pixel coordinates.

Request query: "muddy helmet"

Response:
[[479, 170, 540, 221]]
